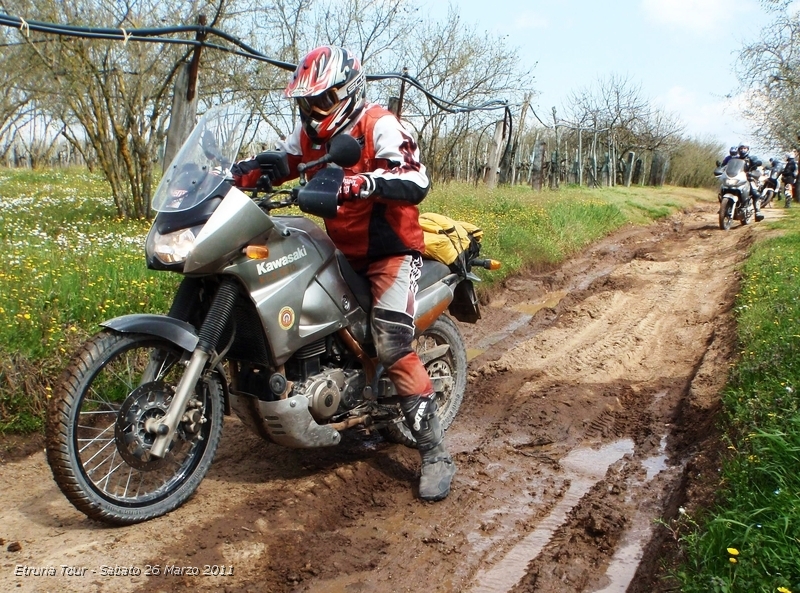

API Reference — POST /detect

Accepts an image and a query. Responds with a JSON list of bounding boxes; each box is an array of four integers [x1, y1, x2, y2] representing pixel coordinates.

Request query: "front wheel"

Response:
[[719, 197, 733, 230], [46, 330, 224, 524], [381, 314, 468, 447]]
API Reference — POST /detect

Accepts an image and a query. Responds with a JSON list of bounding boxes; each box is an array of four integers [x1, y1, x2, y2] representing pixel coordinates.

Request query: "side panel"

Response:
[[225, 217, 364, 365]]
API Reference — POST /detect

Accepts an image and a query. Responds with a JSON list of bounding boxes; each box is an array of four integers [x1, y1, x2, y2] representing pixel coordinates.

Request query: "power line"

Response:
[[0, 12, 511, 117]]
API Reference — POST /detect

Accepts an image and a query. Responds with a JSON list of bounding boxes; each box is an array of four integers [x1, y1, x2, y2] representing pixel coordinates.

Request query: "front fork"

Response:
[[149, 279, 239, 458]]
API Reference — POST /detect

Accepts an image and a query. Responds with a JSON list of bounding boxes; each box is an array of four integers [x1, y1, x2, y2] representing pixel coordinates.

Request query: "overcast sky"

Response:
[[427, 0, 779, 152]]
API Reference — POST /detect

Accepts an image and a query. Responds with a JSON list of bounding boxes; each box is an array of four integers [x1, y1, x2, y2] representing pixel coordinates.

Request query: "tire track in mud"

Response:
[[0, 202, 773, 593]]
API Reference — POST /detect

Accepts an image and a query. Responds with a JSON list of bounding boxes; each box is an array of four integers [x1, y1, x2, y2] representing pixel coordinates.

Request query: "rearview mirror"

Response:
[[327, 134, 362, 168]]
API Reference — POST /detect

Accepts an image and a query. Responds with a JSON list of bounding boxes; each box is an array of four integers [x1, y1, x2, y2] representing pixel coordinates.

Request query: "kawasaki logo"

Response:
[[257, 245, 308, 275]]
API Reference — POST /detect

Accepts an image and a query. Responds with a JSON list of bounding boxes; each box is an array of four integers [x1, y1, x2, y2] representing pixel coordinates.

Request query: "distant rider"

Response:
[[737, 144, 765, 222], [782, 151, 798, 207], [720, 146, 738, 167]]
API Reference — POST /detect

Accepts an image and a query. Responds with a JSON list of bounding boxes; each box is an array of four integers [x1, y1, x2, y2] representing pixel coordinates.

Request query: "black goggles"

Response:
[[296, 89, 341, 120]]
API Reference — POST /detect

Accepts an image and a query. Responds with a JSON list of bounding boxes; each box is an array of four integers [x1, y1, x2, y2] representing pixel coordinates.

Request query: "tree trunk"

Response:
[[625, 151, 635, 187], [163, 62, 199, 172]]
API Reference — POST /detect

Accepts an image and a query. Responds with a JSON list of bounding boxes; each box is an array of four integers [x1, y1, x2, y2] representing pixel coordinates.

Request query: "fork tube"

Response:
[[149, 279, 239, 458], [149, 351, 209, 458]]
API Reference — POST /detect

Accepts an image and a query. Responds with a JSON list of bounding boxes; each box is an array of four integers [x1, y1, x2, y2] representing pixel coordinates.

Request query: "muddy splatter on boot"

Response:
[[400, 395, 456, 501]]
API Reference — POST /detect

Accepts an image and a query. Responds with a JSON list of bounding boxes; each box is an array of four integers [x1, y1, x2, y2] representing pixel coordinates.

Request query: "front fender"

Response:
[[722, 193, 739, 204], [101, 314, 199, 352]]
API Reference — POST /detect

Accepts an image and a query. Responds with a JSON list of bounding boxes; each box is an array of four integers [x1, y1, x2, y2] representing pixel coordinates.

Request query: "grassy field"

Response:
[[0, 167, 711, 435], [672, 209, 800, 593]]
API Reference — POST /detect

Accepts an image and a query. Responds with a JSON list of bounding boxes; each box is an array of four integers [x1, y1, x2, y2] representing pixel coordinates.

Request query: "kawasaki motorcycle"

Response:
[[46, 106, 498, 524], [715, 157, 754, 230]]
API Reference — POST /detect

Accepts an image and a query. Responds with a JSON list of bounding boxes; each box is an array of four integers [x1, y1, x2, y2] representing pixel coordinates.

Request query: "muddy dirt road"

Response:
[[0, 200, 772, 593]]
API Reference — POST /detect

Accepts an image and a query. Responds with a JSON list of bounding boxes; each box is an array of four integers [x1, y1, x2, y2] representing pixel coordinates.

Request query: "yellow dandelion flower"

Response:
[[727, 548, 739, 556], [777, 587, 792, 593], [729, 557, 737, 564]]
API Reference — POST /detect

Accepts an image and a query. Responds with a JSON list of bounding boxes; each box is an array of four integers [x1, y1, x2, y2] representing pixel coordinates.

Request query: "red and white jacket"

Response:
[[235, 103, 429, 270]]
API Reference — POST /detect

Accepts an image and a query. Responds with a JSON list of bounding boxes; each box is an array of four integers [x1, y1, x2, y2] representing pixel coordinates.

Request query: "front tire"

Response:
[[381, 314, 467, 447], [719, 197, 733, 230], [46, 330, 223, 524]]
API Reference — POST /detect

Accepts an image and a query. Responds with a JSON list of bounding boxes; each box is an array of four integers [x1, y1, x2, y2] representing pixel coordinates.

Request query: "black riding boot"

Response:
[[753, 190, 765, 221], [400, 395, 456, 501]]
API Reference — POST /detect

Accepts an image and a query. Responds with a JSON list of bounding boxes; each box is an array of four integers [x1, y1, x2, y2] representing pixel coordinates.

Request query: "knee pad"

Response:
[[371, 307, 415, 368]]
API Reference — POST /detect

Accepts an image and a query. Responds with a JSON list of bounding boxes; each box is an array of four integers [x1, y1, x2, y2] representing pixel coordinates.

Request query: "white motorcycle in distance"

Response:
[[760, 160, 783, 209], [715, 158, 754, 230]]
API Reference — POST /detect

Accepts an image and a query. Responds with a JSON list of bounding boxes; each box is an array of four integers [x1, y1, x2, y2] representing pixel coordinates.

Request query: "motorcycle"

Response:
[[45, 106, 499, 524], [715, 157, 754, 230], [760, 162, 782, 208]]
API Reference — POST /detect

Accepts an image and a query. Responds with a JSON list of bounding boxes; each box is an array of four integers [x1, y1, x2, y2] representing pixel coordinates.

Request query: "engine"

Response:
[[294, 368, 365, 421]]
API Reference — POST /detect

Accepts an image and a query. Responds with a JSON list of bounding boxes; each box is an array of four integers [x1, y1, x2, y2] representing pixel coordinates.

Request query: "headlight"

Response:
[[152, 228, 197, 264], [724, 178, 741, 186]]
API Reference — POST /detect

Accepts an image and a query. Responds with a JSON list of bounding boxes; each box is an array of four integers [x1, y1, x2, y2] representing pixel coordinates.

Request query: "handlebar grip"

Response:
[[471, 258, 502, 270]]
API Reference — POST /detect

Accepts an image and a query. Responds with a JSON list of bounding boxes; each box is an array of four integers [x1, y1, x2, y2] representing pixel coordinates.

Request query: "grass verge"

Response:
[[0, 168, 713, 434], [672, 208, 800, 593]]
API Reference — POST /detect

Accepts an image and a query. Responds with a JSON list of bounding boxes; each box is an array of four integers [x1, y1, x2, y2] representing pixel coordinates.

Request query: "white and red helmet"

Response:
[[285, 46, 366, 143]]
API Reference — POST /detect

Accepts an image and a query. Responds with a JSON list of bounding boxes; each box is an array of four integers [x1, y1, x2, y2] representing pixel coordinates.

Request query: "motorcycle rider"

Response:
[[231, 46, 456, 502], [720, 146, 738, 167], [737, 144, 765, 222], [782, 151, 798, 206]]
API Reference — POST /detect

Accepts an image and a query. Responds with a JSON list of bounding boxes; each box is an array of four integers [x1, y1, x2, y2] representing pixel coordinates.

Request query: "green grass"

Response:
[[0, 169, 713, 433], [0, 168, 179, 433], [425, 182, 709, 285], [672, 209, 800, 593]]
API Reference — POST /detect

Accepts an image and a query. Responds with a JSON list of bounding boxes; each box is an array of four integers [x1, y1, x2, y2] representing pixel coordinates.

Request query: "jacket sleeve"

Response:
[[368, 115, 430, 205]]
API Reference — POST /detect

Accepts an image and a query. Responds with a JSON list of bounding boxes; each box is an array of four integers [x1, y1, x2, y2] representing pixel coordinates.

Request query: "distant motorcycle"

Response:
[[715, 158, 754, 230], [760, 161, 783, 208]]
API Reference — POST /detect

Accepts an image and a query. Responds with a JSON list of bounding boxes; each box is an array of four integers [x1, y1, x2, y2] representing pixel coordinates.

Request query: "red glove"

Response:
[[338, 174, 376, 200]]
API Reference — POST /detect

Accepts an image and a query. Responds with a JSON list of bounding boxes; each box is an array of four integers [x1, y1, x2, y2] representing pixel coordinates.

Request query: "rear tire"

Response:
[[46, 330, 223, 524], [381, 315, 467, 447]]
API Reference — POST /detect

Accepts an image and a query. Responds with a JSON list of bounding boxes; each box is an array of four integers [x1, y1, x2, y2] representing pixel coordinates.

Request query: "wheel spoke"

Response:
[[99, 451, 126, 492], [77, 422, 115, 453], [82, 435, 117, 468]]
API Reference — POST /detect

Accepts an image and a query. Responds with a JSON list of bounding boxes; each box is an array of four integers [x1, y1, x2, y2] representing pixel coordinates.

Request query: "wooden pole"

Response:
[[485, 120, 504, 189], [162, 14, 205, 172], [625, 151, 635, 187]]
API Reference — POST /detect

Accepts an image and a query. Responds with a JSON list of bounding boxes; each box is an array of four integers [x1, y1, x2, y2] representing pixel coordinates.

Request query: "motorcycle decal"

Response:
[[256, 245, 308, 275], [278, 306, 296, 330]]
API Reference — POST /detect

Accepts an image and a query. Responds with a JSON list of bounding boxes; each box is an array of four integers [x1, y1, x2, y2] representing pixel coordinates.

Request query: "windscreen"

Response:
[[152, 105, 253, 213], [724, 158, 746, 177]]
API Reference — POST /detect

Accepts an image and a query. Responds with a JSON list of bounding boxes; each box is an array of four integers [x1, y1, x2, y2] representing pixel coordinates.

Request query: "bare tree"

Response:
[[736, 6, 800, 152], [390, 6, 534, 182], [4, 0, 228, 218]]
